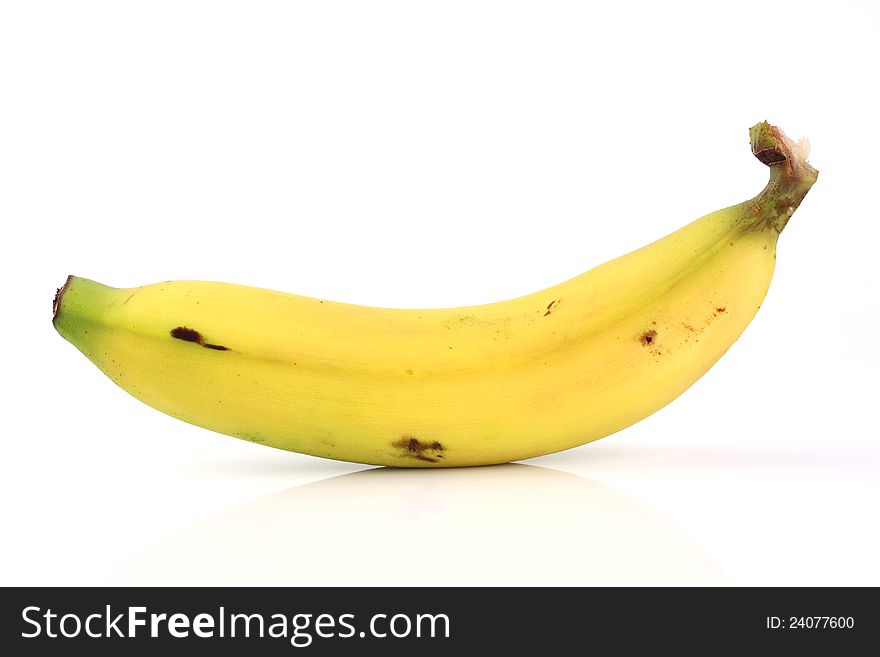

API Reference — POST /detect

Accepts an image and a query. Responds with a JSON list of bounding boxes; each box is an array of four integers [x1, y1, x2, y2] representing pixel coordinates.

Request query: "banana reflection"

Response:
[[113, 464, 727, 585]]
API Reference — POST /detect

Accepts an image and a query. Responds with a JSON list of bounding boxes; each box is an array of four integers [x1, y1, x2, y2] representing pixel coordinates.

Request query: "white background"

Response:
[[1, 1, 878, 586]]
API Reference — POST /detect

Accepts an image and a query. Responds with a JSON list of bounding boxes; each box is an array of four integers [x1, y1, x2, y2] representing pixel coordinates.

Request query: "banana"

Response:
[[53, 122, 817, 467]]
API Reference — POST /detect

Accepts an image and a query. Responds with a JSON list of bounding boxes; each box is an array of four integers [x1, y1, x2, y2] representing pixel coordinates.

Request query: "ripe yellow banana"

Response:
[[53, 122, 817, 467]]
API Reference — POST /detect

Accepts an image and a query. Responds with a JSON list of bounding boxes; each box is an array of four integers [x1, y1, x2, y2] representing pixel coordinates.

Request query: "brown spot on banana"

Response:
[[393, 437, 445, 462], [639, 329, 657, 346], [171, 327, 229, 351]]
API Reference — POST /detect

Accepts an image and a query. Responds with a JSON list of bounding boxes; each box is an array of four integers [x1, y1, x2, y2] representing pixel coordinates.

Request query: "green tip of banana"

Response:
[[751, 121, 818, 179], [54, 121, 817, 467], [749, 121, 818, 232]]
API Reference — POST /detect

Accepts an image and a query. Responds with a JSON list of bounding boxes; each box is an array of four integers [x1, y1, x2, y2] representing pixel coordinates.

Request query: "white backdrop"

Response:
[[1, 1, 878, 585]]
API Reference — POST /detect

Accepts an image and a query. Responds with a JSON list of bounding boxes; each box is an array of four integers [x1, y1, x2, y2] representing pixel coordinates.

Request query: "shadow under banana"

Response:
[[113, 464, 727, 586]]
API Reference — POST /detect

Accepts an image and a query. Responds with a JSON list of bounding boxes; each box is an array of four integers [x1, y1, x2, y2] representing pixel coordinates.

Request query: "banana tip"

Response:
[[53, 275, 73, 322], [750, 120, 818, 183]]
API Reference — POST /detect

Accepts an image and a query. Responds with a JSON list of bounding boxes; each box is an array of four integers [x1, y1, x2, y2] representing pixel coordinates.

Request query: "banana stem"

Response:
[[750, 121, 819, 233]]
